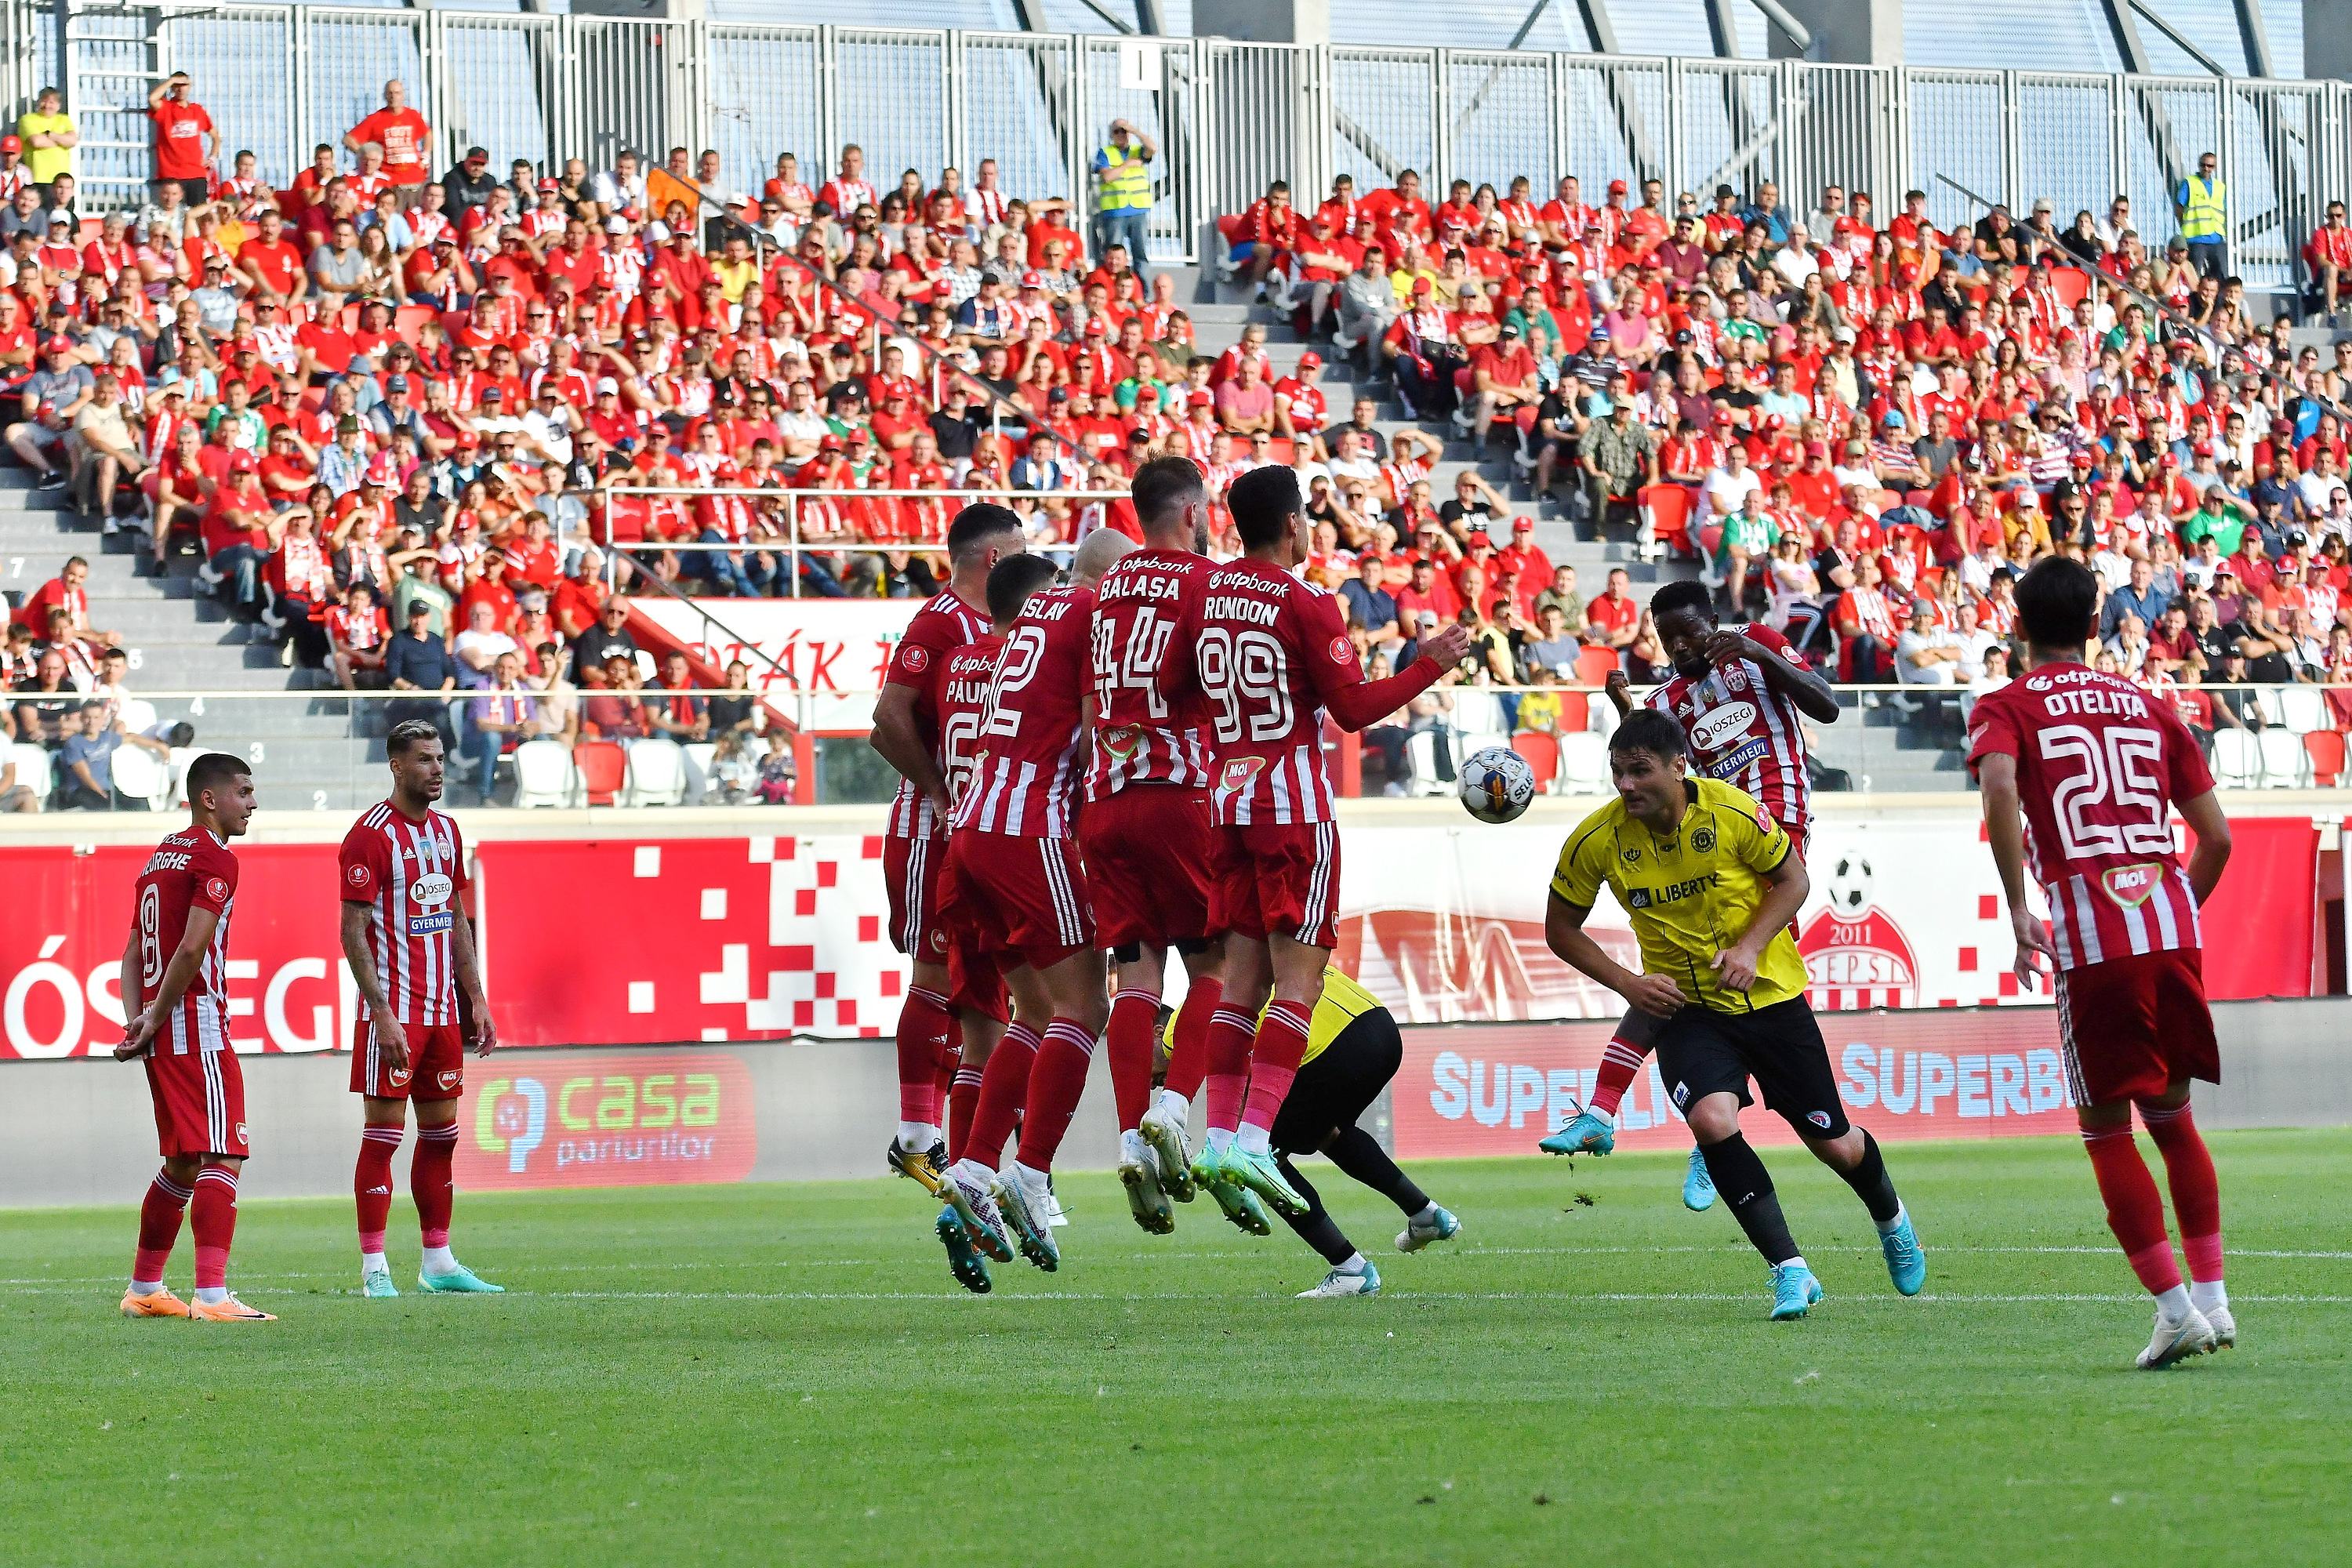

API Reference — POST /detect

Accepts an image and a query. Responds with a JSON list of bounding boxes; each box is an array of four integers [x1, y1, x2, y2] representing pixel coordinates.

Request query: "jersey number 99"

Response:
[[1197, 627, 1294, 744]]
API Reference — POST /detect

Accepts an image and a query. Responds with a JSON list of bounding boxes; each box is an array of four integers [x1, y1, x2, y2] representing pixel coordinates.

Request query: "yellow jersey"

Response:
[[17, 112, 74, 184], [1549, 776, 1806, 1014], [1158, 966, 1383, 1068]]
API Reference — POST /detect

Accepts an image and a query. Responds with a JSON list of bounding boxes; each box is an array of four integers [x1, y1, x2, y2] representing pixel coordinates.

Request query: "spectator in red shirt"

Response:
[[2306, 200, 2352, 320], [1584, 567, 1640, 649], [345, 78, 432, 205], [1468, 321, 1540, 450], [145, 72, 216, 206], [237, 208, 307, 307]]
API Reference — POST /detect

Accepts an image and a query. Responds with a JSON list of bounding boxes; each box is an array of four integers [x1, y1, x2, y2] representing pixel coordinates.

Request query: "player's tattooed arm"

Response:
[[340, 899, 408, 1072], [450, 904, 498, 1057], [1711, 629, 1839, 723]]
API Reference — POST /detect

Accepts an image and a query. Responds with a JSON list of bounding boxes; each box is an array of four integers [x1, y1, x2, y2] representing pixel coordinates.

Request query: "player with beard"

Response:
[[1541, 579, 1838, 1213]]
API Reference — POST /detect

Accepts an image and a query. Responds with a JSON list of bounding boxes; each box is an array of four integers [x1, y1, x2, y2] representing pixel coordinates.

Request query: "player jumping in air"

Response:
[[1161, 466, 1470, 1219], [1969, 557, 2236, 1369], [1546, 710, 1925, 1319], [1542, 579, 1838, 1214], [339, 720, 502, 1298], [869, 504, 1026, 1198], [116, 753, 274, 1322]]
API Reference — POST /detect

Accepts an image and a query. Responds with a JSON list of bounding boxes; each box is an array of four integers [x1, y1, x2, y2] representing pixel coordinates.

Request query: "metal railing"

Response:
[[17, 5, 2352, 289]]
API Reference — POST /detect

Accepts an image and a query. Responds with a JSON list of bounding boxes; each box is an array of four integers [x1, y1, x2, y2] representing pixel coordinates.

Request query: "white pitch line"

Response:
[[27, 1286, 2352, 1305]]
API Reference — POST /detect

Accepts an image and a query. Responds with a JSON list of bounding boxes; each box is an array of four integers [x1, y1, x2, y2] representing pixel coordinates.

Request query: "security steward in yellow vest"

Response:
[[1091, 117, 1159, 278], [2176, 151, 2227, 281]]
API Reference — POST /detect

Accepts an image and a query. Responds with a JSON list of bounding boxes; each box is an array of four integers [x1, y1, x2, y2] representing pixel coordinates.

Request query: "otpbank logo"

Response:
[[456, 1053, 758, 1190]]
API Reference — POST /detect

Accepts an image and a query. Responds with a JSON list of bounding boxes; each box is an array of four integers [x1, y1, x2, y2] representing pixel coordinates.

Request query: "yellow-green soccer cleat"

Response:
[[1191, 1146, 1272, 1236]]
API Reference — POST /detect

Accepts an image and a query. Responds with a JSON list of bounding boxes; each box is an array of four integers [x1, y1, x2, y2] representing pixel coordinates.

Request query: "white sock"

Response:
[[361, 1250, 390, 1277], [1875, 1202, 1907, 1236], [194, 1286, 229, 1305], [2154, 1283, 2193, 1319], [1410, 1202, 1439, 1226], [2190, 1278, 2229, 1315], [1780, 1255, 1807, 1273], [130, 1277, 165, 1297], [1153, 1088, 1189, 1123], [1235, 1123, 1272, 1156], [951, 1156, 993, 1188], [897, 1120, 938, 1153], [1010, 1161, 1052, 1200], [1334, 1252, 1367, 1275], [1205, 1127, 1235, 1156], [422, 1245, 456, 1275]]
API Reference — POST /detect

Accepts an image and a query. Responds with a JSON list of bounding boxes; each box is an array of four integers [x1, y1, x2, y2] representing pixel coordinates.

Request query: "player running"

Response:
[[1161, 466, 1469, 1219], [115, 753, 274, 1323], [1542, 579, 1838, 1214], [936, 534, 1131, 1274], [1969, 557, 2235, 1369], [339, 720, 502, 1298], [869, 504, 1026, 1198], [1545, 710, 1925, 1319], [1083, 456, 1233, 1232]]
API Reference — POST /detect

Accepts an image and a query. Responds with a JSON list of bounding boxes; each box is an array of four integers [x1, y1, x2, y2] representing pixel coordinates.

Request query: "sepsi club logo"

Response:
[[458, 1054, 757, 1189]]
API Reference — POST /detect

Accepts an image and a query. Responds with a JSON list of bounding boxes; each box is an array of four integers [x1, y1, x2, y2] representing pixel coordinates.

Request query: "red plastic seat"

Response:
[[573, 741, 626, 806], [2050, 267, 2090, 308], [1639, 482, 1692, 553], [1574, 646, 1619, 689], [2304, 729, 2345, 787], [1554, 691, 1589, 733], [1510, 730, 1559, 788]]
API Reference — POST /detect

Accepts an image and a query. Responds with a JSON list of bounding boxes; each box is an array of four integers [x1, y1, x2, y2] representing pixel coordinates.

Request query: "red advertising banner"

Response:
[[1393, 1010, 2084, 1160], [456, 1052, 757, 1190]]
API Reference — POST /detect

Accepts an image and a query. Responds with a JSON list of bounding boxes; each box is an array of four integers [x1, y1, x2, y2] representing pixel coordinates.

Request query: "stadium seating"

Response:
[[2258, 727, 2310, 789], [572, 742, 627, 808], [1510, 729, 1560, 793], [622, 739, 689, 808], [1557, 731, 1610, 793], [2304, 729, 2346, 786], [512, 739, 578, 810], [2211, 730, 2263, 789], [109, 744, 172, 813]]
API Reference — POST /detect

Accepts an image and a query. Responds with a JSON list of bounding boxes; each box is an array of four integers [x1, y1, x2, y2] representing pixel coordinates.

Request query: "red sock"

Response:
[[2140, 1101, 2223, 1283], [946, 1062, 985, 1163], [1588, 1034, 1651, 1117], [413, 1123, 458, 1250], [1163, 978, 1222, 1101], [133, 1168, 194, 1283], [1201, 1005, 1258, 1134], [1105, 989, 1159, 1131], [1240, 999, 1314, 1133], [1017, 1018, 1099, 1173], [190, 1163, 238, 1291], [895, 985, 953, 1124], [355, 1124, 404, 1254], [2082, 1123, 2181, 1295], [931, 1036, 961, 1128], [963, 1022, 1039, 1170]]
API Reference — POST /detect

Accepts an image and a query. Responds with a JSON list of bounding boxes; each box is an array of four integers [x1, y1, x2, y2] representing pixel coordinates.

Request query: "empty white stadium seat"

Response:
[[512, 739, 577, 810], [621, 738, 688, 808], [2257, 727, 2309, 789], [1557, 731, 1610, 793], [109, 744, 170, 811], [2272, 685, 2328, 735], [2210, 729, 2262, 789], [681, 742, 720, 804], [1404, 731, 1454, 797]]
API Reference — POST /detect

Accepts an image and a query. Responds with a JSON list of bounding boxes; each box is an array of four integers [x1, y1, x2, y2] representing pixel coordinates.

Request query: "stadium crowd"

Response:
[[10, 67, 2352, 800]]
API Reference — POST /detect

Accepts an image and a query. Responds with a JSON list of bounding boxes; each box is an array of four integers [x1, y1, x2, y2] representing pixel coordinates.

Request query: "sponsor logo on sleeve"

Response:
[[899, 644, 929, 673], [1329, 636, 1353, 662], [347, 862, 368, 887], [205, 877, 229, 903]]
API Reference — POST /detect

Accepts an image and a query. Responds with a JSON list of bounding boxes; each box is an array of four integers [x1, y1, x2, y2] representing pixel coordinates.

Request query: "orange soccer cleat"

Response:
[[188, 1294, 278, 1323], [120, 1287, 192, 1319]]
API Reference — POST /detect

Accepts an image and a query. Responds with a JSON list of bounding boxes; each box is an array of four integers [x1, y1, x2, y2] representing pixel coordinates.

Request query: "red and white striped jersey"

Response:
[[1965, 661, 2216, 971], [1165, 560, 1362, 826], [951, 585, 1094, 838], [883, 588, 991, 838], [934, 634, 1007, 808], [132, 826, 238, 1055], [1645, 622, 1813, 835], [1085, 546, 1215, 800], [339, 802, 470, 1026]]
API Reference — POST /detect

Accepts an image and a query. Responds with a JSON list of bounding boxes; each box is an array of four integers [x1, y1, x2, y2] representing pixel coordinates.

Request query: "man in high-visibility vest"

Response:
[[2175, 149, 2227, 281], [1090, 117, 1158, 281]]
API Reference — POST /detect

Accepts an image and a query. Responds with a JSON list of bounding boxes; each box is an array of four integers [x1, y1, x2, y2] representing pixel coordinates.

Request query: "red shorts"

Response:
[[1208, 819, 1341, 949], [350, 1017, 467, 1100], [938, 830, 1095, 971], [1076, 785, 1217, 952], [2053, 948, 2220, 1106], [946, 942, 1010, 1024], [147, 1041, 249, 1159], [883, 832, 951, 962]]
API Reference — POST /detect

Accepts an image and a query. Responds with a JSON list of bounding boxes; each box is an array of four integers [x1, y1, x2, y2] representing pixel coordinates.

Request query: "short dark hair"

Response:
[[183, 752, 250, 803], [1131, 455, 1206, 535], [1649, 579, 1713, 625], [1607, 708, 1688, 763], [387, 718, 443, 758], [946, 502, 1024, 567], [985, 553, 1060, 624], [1228, 464, 1302, 550], [2014, 557, 2098, 649]]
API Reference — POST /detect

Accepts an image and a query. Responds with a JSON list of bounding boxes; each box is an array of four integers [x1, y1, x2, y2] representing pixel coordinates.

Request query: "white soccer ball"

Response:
[[1458, 746, 1537, 825], [1827, 853, 1874, 917]]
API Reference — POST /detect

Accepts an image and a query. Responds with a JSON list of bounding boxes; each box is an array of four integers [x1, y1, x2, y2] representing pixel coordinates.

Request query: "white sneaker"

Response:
[[1296, 1261, 1381, 1298], [1138, 1099, 1196, 1203], [1118, 1129, 1173, 1235], [2203, 1302, 2237, 1349], [2136, 1304, 2217, 1369]]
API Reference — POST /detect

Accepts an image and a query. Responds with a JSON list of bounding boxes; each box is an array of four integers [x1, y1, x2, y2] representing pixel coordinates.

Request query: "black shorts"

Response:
[[1654, 996, 1849, 1140], [1269, 1010, 1401, 1156]]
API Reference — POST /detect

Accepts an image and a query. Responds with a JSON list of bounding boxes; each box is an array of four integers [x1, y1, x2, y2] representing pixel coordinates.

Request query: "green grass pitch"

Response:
[[5, 1131, 2348, 1565]]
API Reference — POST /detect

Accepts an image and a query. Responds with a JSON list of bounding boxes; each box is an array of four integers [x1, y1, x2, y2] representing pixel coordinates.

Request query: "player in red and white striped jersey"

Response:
[[338, 720, 502, 1298], [938, 534, 1136, 1272], [868, 504, 1027, 1200], [1081, 458, 1236, 1232], [1546, 580, 1840, 1207], [115, 753, 273, 1321], [1969, 557, 2238, 1369], [1160, 466, 1468, 1219]]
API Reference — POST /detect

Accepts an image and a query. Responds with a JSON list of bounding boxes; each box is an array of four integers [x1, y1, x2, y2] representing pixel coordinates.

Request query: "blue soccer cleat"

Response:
[[416, 1264, 504, 1294], [1539, 1111, 1614, 1156], [361, 1272, 401, 1300], [1222, 1145, 1309, 1217], [1296, 1262, 1381, 1298], [1396, 1205, 1461, 1254], [1769, 1262, 1824, 1320], [935, 1205, 992, 1294], [1682, 1145, 1718, 1212], [1879, 1212, 1926, 1296]]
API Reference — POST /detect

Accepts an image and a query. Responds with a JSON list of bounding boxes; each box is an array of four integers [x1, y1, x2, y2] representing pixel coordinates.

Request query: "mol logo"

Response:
[[463, 1053, 757, 1190]]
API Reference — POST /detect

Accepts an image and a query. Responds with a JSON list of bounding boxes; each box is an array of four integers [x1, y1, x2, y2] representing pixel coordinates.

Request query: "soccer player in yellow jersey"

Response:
[[1544, 710, 1926, 1319], [1165, 966, 1461, 1298]]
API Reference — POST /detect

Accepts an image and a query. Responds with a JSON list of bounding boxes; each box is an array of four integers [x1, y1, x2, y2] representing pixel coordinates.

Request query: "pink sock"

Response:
[[1201, 1006, 1258, 1134], [1240, 999, 1313, 1133]]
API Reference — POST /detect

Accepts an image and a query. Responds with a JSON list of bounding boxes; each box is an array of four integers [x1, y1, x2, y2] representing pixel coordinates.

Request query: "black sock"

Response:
[[1323, 1126, 1429, 1218], [1274, 1155, 1356, 1265], [1700, 1133, 1800, 1266], [1838, 1130, 1903, 1225]]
